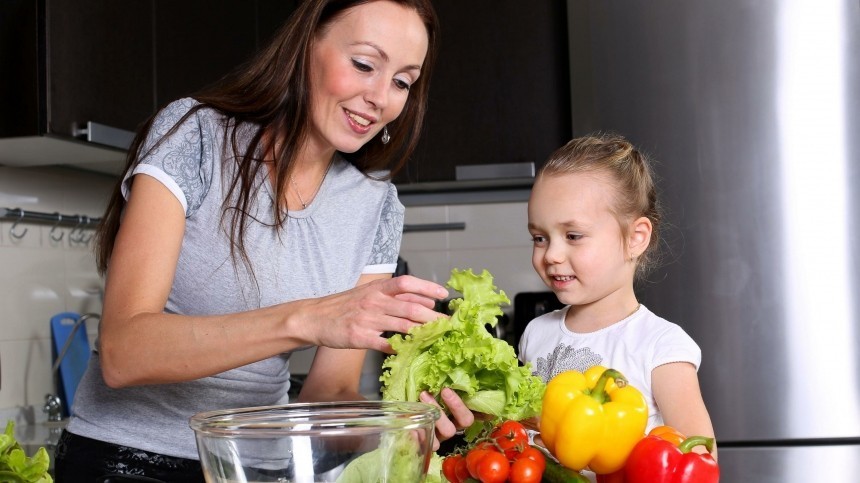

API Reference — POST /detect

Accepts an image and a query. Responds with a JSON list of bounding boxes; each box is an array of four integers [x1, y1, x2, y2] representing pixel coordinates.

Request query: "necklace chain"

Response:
[[289, 158, 333, 209], [289, 174, 309, 208], [272, 139, 333, 210]]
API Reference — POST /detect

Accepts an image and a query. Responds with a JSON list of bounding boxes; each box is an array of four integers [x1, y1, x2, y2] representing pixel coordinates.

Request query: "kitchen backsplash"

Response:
[[0, 166, 114, 410], [399, 201, 546, 302], [0, 166, 546, 412]]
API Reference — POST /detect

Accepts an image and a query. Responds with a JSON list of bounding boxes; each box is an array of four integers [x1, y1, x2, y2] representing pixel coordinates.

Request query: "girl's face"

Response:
[[528, 171, 637, 308], [307, 1, 428, 158]]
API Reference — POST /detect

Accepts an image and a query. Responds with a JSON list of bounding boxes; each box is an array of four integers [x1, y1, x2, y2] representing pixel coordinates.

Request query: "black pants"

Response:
[[53, 430, 205, 483]]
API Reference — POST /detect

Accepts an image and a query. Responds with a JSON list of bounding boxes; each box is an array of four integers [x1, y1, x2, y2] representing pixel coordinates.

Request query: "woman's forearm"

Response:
[[98, 300, 311, 388]]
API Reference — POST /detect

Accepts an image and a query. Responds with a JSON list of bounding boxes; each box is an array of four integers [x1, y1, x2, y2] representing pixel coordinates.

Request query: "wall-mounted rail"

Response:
[[1, 207, 101, 242]]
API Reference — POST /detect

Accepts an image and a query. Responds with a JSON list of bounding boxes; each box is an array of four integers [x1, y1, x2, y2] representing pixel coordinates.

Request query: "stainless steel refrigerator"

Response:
[[565, 0, 860, 480]]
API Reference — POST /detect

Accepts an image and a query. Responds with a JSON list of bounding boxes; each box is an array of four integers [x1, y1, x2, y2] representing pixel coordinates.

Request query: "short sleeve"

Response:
[[121, 98, 214, 217], [363, 183, 404, 274], [652, 324, 702, 371]]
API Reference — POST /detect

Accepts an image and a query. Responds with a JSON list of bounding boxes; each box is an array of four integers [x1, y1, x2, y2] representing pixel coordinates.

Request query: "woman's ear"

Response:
[[628, 216, 653, 258]]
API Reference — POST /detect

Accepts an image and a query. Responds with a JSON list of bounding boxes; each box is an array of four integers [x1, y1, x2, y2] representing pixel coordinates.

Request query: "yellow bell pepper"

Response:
[[539, 366, 648, 474]]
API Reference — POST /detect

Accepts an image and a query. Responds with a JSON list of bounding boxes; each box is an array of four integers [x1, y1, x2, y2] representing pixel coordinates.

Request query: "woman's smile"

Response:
[[344, 108, 375, 132]]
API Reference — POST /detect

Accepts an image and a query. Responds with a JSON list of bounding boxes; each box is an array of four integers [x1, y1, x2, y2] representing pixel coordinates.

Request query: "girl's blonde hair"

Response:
[[538, 133, 663, 279]]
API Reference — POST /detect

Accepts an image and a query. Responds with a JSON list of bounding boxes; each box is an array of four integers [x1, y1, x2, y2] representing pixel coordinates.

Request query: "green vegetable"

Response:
[[335, 432, 440, 482], [0, 421, 53, 483], [425, 452, 444, 483], [380, 268, 545, 437], [532, 445, 589, 483]]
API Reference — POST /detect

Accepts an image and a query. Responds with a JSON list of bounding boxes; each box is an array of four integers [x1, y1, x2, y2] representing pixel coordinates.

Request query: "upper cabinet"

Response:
[[1, 0, 568, 181], [398, 0, 572, 184], [0, 0, 154, 157], [154, 1, 299, 108], [0, 0, 297, 174]]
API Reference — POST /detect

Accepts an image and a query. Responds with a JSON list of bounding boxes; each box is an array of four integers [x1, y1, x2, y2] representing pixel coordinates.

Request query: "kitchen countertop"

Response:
[[0, 405, 65, 453], [15, 420, 66, 453]]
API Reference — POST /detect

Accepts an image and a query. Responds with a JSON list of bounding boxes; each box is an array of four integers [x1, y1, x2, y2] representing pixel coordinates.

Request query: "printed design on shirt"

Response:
[[163, 130, 209, 214], [144, 99, 212, 215], [533, 343, 603, 382], [368, 186, 404, 265]]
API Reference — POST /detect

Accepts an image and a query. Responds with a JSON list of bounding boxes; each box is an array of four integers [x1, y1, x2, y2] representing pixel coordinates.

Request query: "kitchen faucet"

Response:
[[43, 394, 63, 422], [44, 312, 100, 421]]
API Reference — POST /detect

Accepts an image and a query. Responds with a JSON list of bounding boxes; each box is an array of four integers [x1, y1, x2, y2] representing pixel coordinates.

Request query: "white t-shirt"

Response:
[[518, 304, 701, 432]]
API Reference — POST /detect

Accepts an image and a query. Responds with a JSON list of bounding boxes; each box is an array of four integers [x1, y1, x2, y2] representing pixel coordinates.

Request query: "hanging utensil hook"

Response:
[[80, 215, 95, 244], [9, 208, 28, 240], [69, 215, 85, 244], [49, 213, 65, 242]]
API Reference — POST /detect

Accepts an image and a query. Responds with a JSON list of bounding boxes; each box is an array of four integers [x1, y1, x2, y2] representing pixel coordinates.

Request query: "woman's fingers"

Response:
[[420, 387, 476, 452], [383, 275, 449, 301], [440, 387, 475, 430], [419, 391, 449, 451], [309, 275, 448, 351], [393, 291, 443, 309]]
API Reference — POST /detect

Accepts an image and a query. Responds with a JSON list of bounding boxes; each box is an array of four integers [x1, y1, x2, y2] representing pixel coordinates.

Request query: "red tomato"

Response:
[[442, 455, 462, 483], [490, 420, 529, 459], [466, 448, 493, 479], [455, 455, 470, 482], [509, 457, 543, 483], [513, 446, 546, 473], [474, 450, 510, 483], [473, 440, 497, 452]]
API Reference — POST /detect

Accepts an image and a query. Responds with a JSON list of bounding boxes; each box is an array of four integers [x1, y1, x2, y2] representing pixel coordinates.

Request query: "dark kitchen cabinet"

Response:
[[398, 0, 572, 183], [0, 0, 154, 140], [0, 0, 297, 172], [154, 0, 300, 108]]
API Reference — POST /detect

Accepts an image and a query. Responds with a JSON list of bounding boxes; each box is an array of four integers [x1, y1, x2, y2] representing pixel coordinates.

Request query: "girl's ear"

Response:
[[628, 216, 653, 258]]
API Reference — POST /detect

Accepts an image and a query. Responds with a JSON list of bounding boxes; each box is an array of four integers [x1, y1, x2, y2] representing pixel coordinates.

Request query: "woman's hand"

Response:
[[295, 275, 449, 353], [420, 388, 476, 451]]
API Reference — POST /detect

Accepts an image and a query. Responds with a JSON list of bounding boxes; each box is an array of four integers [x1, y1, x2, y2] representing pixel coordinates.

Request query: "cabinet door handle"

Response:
[[73, 121, 135, 150], [403, 222, 466, 233]]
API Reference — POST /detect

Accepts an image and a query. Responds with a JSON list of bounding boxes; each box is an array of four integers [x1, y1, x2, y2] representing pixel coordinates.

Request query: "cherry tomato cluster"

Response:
[[442, 420, 546, 483]]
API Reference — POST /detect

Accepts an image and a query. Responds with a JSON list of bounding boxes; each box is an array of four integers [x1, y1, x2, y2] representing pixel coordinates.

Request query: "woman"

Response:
[[54, 0, 472, 480]]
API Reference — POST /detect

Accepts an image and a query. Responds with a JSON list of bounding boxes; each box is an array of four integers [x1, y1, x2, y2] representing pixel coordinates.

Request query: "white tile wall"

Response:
[[400, 201, 547, 313], [0, 166, 114, 410]]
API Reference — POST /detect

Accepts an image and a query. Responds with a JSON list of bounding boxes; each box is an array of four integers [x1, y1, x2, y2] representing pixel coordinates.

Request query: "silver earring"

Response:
[[381, 126, 390, 144]]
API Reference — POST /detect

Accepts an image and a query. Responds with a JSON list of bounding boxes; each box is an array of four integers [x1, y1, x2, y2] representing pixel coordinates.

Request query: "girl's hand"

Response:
[[298, 275, 448, 353], [420, 388, 476, 451]]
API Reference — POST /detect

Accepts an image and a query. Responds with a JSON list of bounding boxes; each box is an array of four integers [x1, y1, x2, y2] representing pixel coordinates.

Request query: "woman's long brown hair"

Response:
[[94, 0, 439, 276]]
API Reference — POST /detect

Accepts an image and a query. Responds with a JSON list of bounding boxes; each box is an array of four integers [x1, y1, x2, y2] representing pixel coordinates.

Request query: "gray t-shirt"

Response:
[[67, 98, 405, 459]]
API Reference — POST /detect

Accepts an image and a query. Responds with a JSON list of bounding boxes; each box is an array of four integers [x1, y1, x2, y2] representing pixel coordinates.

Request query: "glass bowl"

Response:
[[190, 401, 440, 483]]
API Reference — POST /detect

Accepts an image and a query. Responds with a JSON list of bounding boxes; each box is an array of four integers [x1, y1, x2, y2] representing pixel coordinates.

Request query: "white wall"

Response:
[[400, 201, 547, 312], [0, 166, 113, 411]]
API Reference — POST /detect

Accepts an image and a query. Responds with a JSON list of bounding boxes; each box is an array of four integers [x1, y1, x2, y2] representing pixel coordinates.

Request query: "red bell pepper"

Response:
[[623, 433, 719, 483]]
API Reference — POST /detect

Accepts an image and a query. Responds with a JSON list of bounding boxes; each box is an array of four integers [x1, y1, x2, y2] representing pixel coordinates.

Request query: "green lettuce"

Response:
[[335, 431, 440, 483], [380, 269, 545, 434], [0, 421, 53, 483]]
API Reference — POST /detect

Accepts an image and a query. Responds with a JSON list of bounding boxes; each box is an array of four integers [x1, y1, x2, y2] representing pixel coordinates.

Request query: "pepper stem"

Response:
[[589, 368, 627, 404], [679, 436, 715, 454]]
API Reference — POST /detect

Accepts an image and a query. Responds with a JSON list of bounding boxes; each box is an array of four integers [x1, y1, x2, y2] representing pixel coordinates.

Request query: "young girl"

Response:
[[519, 133, 715, 458]]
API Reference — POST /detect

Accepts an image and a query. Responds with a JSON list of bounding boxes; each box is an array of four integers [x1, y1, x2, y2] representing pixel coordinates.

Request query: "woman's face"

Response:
[[307, 1, 428, 157]]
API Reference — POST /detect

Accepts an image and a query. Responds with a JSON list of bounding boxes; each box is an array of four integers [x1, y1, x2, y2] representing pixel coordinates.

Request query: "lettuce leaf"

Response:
[[335, 431, 435, 483], [0, 421, 53, 483], [380, 269, 545, 433]]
